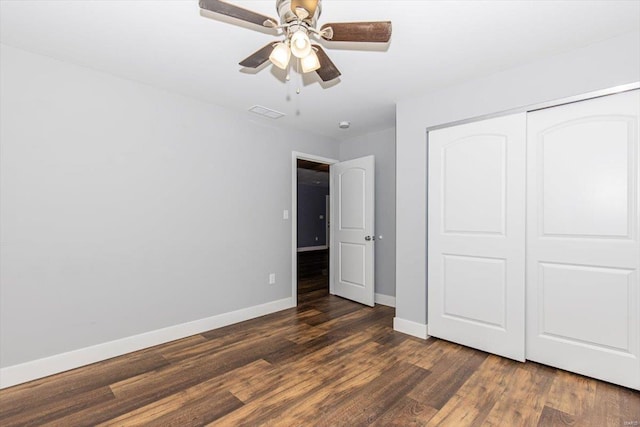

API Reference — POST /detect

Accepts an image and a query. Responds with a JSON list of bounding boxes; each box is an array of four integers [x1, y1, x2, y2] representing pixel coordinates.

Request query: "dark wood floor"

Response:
[[297, 249, 328, 281], [1, 276, 638, 426]]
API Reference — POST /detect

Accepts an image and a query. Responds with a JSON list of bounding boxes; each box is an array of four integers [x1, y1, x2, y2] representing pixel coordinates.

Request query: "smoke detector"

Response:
[[338, 121, 350, 129]]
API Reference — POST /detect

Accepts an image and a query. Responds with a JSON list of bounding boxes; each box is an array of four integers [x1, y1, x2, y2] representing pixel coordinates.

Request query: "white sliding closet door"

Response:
[[428, 113, 526, 361], [526, 90, 640, 390]]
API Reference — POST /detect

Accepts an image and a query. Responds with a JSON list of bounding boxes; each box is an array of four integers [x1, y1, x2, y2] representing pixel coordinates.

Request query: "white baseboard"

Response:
[[374, 293, 396, 307], [0, 297, 295, 389], [393, 317, 429, 339], [297, 245, 328, 252]]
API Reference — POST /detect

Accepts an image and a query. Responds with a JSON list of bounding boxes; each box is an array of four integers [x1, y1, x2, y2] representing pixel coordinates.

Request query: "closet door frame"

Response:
[[426, 83, 639, 134]]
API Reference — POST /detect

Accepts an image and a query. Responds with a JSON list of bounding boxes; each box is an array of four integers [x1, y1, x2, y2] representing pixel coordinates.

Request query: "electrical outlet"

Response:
[[269, 273, 276, 285]]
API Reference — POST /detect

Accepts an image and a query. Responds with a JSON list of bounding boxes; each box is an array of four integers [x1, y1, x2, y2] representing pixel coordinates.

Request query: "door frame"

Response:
[[291, 151, 338, 305], [425, 82, 639, 134]]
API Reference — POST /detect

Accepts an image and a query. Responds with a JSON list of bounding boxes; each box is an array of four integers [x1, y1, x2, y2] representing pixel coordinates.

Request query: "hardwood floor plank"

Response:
[[317, 305, 393, 335], [374, 330, 413, 347], [190, 310, 322, 357], [216, 340, 397, 426], [297, 250, 328, 279], [619, 385, 640, 426], [315, 361, 431, 426], [546, 369, 597, 417], [482, 363, 554, 426], [408, 343, 487, 410], [206, 368, 325, 426], [44, 337, 294, 426], [0, 351, 168, 421], [99, 390, 242, 427], [199, 307, 321, 344], [110, 336, 293, 399], [379, 337, 439, 370], [371, 396, 438, 427], [283, 322, 328, 344], [97, 360, 271, 426], [585, 381, 622, 427], [229, 338, 385, 405], [1, 276, 637, 427], [537, 405, 576, 426], [151, 334, 209, 356], [261, 323, 378, 366], [0, 386, 115, 427], [143, 391, 242, 427], [268, 342, 411, 425], [425, 354, 517, 426], [303, 300, 364, 326]]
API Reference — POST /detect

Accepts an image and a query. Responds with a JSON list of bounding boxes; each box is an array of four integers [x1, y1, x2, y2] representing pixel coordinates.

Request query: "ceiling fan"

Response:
[[199, 0, 392, 82]]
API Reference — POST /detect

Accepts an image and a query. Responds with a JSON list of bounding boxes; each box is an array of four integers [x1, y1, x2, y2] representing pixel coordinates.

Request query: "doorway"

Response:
[[291, 152, 337, 305], [296, 158, 330, 303]]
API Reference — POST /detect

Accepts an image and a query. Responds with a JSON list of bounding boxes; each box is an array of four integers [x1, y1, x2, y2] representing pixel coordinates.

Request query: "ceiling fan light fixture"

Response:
[[198, 0, 392, 83], [300, 50, 321, 73], [269, 42, 291, 69], [290, 29, 312, 58]]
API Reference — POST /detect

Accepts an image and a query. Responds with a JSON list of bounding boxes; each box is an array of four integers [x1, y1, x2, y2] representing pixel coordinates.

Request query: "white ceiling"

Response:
[[1, 0, 638, 141]]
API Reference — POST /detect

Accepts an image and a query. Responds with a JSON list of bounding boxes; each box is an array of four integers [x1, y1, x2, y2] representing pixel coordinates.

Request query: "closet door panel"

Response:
[[428, 113, 526, 361], [526, 90, 640, 390]]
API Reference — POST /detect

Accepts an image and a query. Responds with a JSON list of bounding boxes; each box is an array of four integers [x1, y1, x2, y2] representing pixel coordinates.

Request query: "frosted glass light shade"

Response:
[[269, 42, 291, 69], [301, 50, 320, 73], [290, 30, 312, 58]]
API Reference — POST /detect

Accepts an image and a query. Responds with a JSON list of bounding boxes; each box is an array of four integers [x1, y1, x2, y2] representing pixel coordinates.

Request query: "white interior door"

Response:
[[330, 155, 375, 306], [428, 113, 526, 361], [526, 90, 640, 390]]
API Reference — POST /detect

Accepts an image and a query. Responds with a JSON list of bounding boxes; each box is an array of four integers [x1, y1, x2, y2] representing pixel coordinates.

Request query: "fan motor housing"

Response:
[[277, 0, 322, 27]]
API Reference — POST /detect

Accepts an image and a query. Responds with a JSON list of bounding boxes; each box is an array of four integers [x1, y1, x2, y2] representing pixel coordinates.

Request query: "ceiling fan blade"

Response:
[[239, 43, 277, 68], [199, 0, 278, 28], [320, 21, 392, 43], [313, 45, 341, 82], [291, 0, 319, 17]]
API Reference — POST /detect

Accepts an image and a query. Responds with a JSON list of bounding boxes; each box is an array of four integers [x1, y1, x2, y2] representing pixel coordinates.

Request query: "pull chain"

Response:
[[296, 58, 301, 95], [285, 60, 291, 102], [295, 58, 301, 115]]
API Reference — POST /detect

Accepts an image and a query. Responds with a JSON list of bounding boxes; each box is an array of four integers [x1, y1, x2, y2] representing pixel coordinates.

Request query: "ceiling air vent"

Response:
[[248, 105, 285, 119]]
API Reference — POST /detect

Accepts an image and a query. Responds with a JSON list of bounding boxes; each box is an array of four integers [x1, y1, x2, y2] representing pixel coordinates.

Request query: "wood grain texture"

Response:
[[320, 21, 392, 43], [482, 363, 554, 426], [537, 406, 576, 426], [199, 0, 277, 27], [239, 42, 276, 68], [1, 276, 638, 426], [313, 45, 341, 82], [426, 355, 517, 426], [297, 249, 328, 279]]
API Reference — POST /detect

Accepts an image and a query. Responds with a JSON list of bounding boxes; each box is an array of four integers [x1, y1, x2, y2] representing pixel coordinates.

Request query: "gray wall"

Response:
[[395, 31, 640, 326], [0, 44, 340, 367], [340, 127, 396, 298], [297, 183, 328, 248]]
